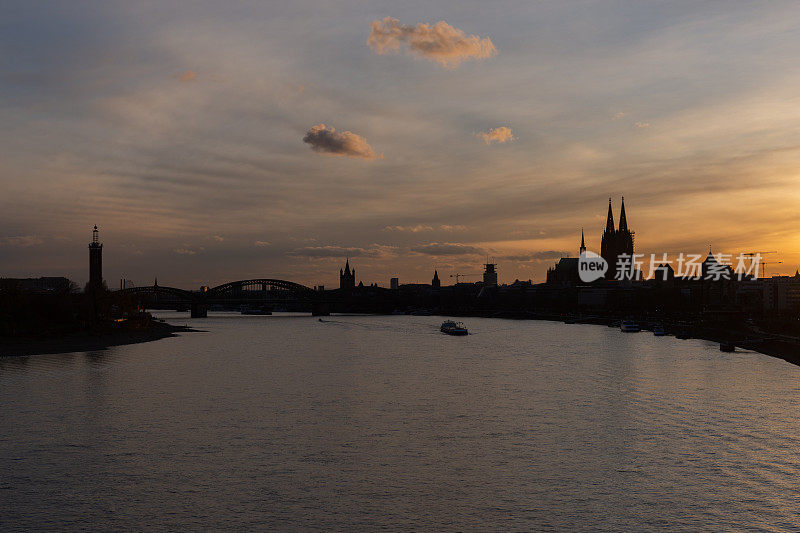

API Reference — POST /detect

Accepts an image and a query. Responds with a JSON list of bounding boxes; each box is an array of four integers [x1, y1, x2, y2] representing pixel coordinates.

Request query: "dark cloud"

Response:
[[302, 124, 380, 159], [410, 242, 484, 256]]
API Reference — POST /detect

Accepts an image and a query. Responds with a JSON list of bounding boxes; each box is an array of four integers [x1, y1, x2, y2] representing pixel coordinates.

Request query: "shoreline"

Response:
[[0, 320, 198, 357], [3, 310, 797, 367], [461, 310, 800, 367]]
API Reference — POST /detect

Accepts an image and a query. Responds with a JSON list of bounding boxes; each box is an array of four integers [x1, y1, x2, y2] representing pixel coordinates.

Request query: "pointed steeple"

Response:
[[605, 197, 615, 234], [618, 196, 628, 233], [579, 228, 586, 255], [344, 258, 350, 275], [432, 269, 441, 288]]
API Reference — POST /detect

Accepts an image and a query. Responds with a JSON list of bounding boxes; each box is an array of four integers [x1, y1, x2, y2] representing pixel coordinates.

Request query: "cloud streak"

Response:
[[0, 235, 43, 247], [288, 244, 397, 258], [367, 17, 497, 68], [500, 251, 569, 262], [383, 224, 467, 232], [478, 126, 515, 145], [411, 242, 484, 256], [302, 124, 381, 159]]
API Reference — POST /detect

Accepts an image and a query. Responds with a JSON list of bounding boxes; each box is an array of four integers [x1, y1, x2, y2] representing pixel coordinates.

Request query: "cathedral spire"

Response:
[[619, 196, 628, 233], [605, 197, 615, 234], [579, 228, 586, 255]]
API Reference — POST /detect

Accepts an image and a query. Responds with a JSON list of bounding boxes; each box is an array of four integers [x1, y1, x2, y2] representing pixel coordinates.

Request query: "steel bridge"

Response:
[[116, 278, 329, 317]]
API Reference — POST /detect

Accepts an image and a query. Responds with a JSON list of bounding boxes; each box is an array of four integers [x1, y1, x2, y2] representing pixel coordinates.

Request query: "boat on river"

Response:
[[440, 320, 468, 336], [620, 319, 641, 333]]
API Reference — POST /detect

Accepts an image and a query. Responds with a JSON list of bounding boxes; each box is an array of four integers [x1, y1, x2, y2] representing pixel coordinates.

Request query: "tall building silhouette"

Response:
[[600, 197, 634, 279], [431, 270, 441, 289], [88, 225, 103, 290], [483, 262, 498, 287], [339, 259, 355, 290], [579, 228, 586, 255]]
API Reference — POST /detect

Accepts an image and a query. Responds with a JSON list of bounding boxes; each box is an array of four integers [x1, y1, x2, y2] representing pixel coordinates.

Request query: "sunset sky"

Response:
[[2, 1, 800, 288]]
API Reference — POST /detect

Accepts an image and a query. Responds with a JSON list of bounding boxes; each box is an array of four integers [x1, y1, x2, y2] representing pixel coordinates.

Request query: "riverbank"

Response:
[[0, 320, 198, 357]]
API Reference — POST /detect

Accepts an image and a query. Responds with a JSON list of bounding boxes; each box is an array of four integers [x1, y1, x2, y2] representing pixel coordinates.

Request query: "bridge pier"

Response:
[[190, 302, 208, 318]]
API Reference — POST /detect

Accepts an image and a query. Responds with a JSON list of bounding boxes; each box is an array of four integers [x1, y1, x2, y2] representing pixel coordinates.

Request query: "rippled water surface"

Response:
[[3, 313, 800, 530]]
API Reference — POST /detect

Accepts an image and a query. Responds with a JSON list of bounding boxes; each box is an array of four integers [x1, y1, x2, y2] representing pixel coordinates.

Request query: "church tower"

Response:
[[600, 197, 635, 279], [339, 259, 356, 290], [431, 270, 441, 289], [600, 198, 616, 277], [579, 228, 586, 256], [616, 196, 634, 258], [88, 225, 103, 291]]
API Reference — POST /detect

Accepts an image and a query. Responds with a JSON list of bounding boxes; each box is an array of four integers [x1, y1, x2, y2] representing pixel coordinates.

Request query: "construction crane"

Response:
[[450, 273, 480, 283], [742, 251, 778, 278]]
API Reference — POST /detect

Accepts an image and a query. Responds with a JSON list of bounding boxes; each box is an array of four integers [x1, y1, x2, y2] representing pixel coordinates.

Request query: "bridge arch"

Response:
[[206, 279, 317, 300], [117, 285, 195, 301]]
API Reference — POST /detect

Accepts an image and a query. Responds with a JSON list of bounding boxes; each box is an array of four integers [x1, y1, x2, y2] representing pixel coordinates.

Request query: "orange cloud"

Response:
[[302, 124, 381, 160], [179, 70, 196, 82], [478, 126, 515, 145], [368, 17, 497, 68]]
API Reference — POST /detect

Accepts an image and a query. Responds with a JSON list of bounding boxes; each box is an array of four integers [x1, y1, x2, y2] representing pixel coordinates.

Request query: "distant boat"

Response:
[[720, 342, 735, 352], [440, 320, 468, 336], [652, 324, 666, 336], [676, 330, 691, 339], [620, 319, 641, 333]]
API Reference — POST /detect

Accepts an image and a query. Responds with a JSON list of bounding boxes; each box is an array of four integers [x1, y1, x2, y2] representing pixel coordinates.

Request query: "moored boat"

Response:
[[440, 320, 468, 336], [652, 324, 666, 336], [620, 319, 641, 333]]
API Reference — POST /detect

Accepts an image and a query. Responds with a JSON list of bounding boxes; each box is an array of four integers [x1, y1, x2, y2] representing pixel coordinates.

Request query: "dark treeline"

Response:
[[0, 278, 144, 339]]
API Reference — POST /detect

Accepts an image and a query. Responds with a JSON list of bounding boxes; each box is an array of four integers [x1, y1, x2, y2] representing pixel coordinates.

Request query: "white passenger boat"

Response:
[[440, 320, 469, 336]]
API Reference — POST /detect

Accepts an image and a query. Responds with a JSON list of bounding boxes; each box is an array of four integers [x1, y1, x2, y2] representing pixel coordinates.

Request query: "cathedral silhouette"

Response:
[[600, 197, 635, 279]]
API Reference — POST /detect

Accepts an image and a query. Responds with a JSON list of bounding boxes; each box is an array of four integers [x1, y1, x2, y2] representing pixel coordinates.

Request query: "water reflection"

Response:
[[1, 313, 799, 530]]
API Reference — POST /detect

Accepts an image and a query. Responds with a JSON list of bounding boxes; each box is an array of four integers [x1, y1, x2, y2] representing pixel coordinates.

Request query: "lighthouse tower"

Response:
[[88, 225, 103, 291]]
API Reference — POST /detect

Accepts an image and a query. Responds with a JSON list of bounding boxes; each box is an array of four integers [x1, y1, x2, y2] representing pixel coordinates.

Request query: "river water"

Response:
[[2, 313, 800, 530]]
